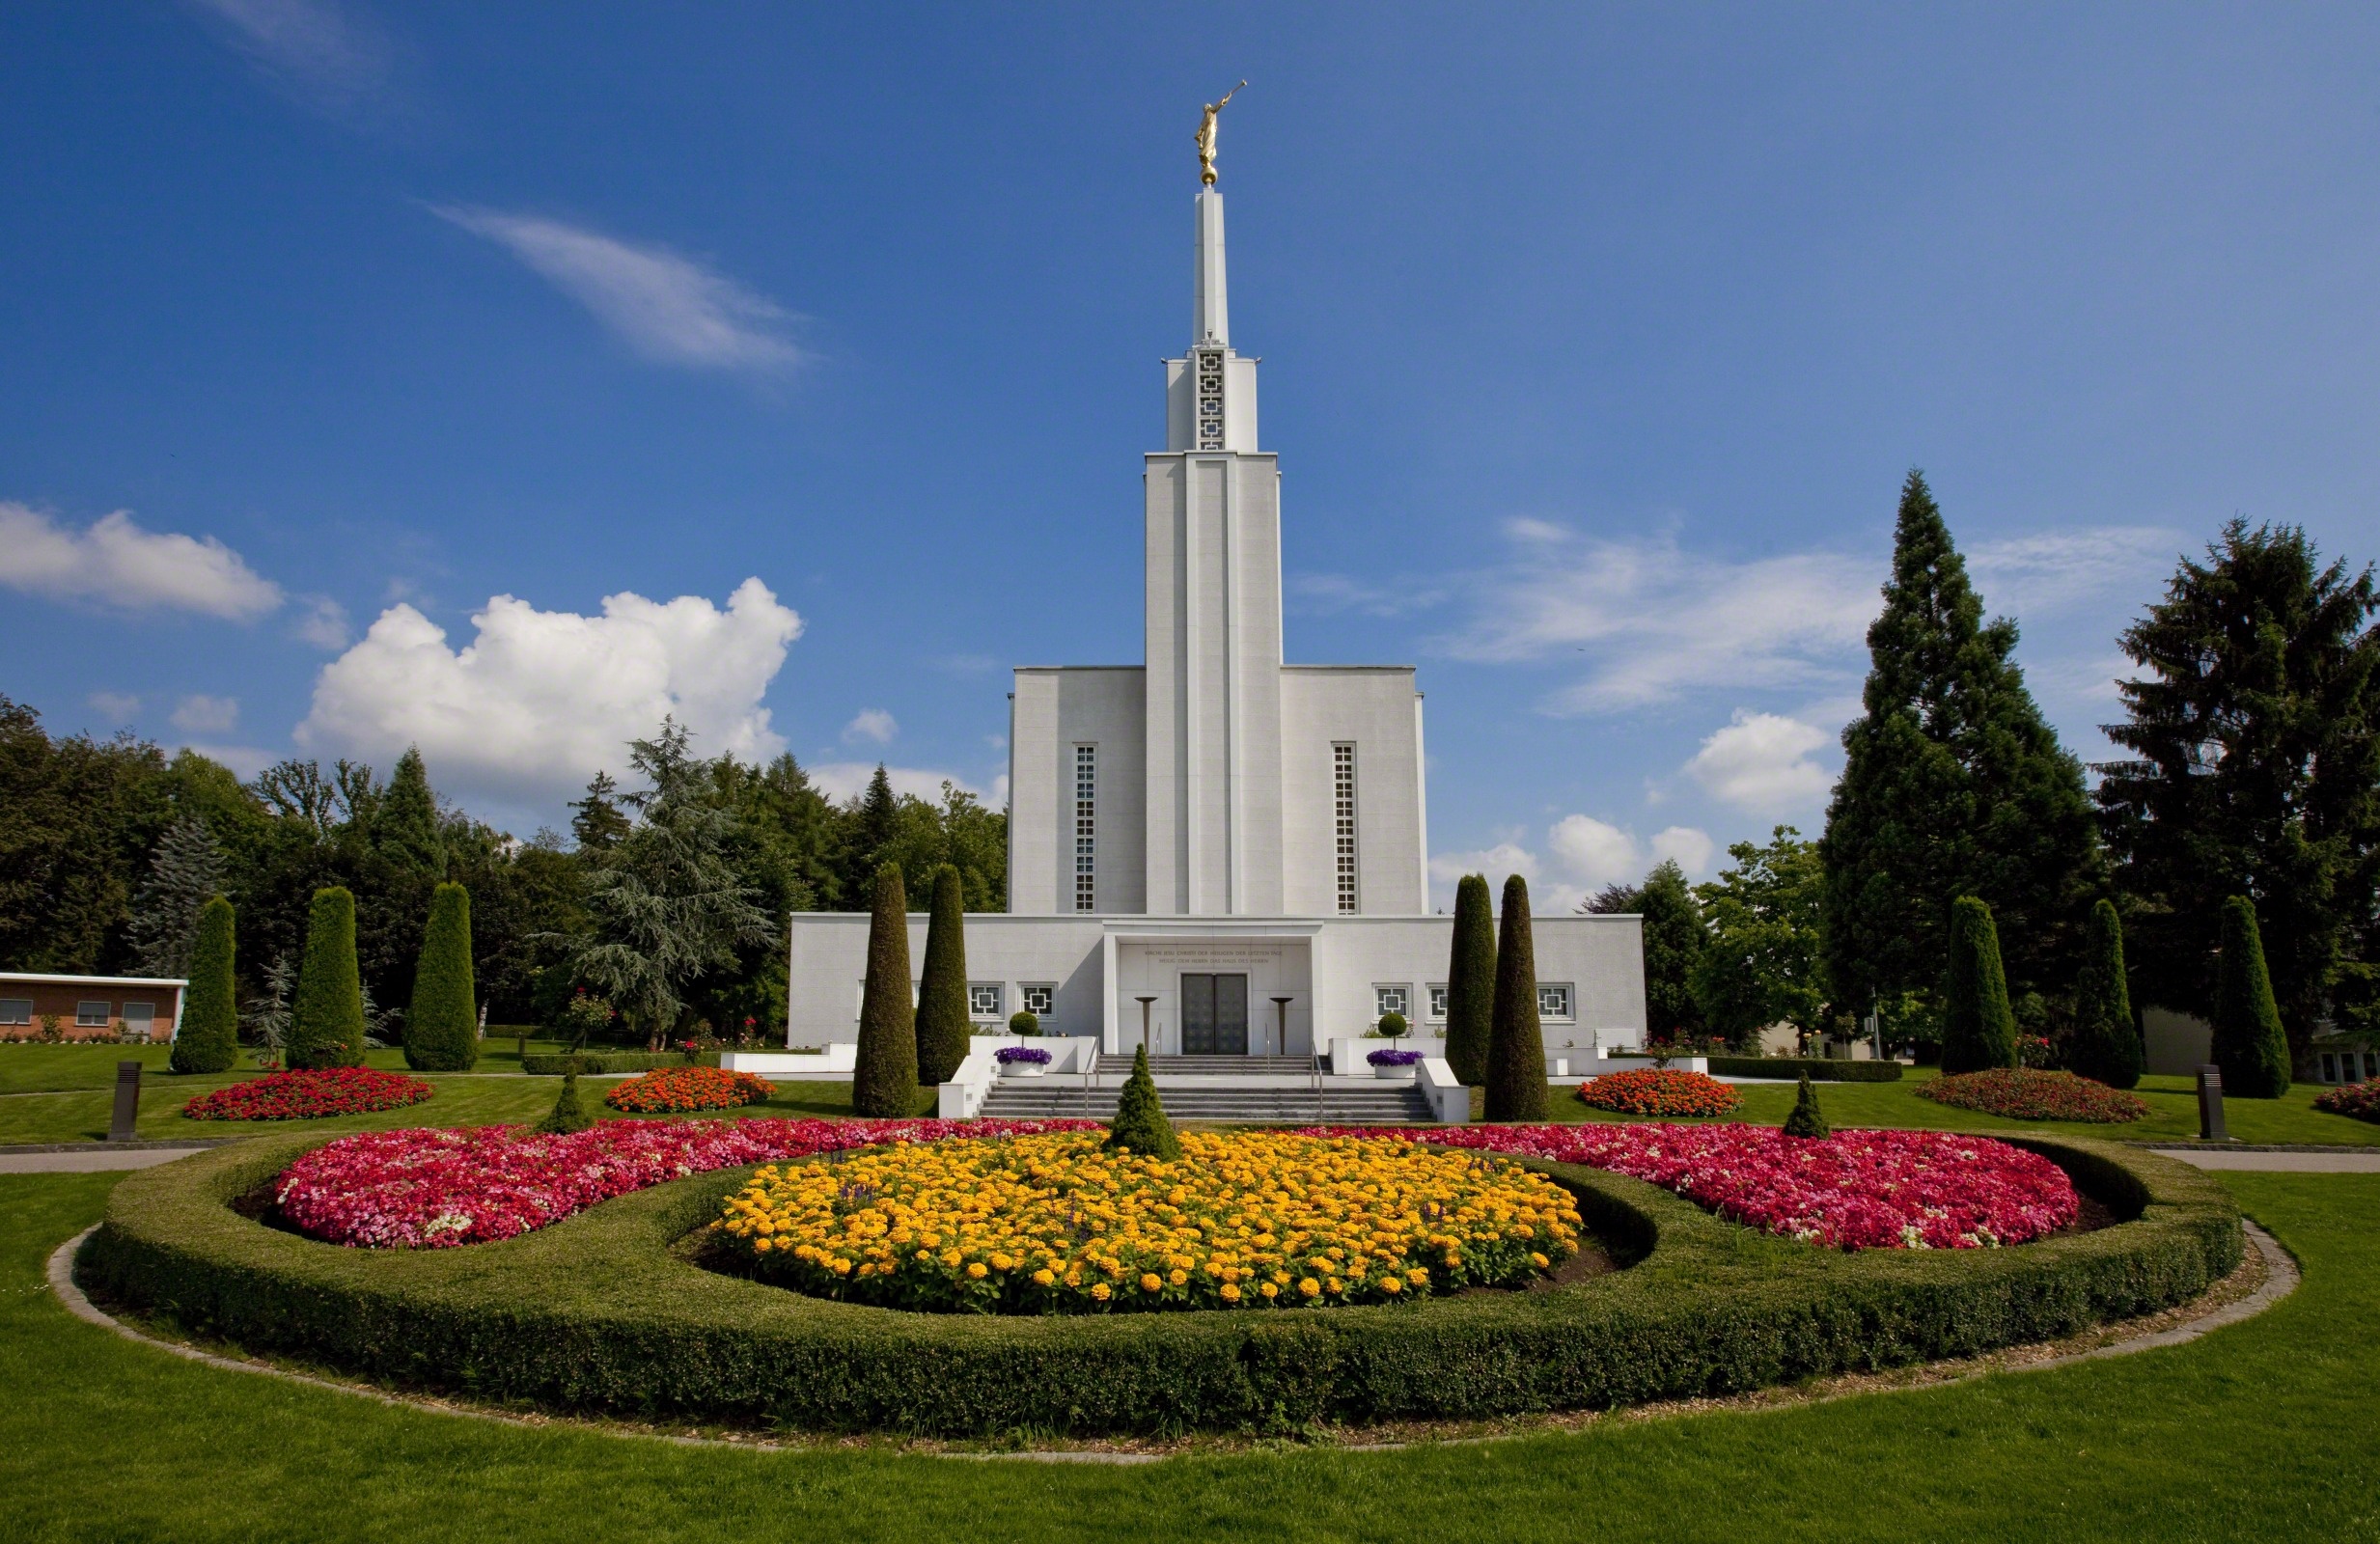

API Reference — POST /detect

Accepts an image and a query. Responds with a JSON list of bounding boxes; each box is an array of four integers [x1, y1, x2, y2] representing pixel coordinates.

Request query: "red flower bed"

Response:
[[1301, 1123, 2079, 1249], [2314, 1079, 2380, 1124], [604, 1066, 775, 1114], [275, 1117, 1101, 1249], [1577, 1067, 1741, 1117], [182, 1067, 434, 1122], [1917, 1068, 2150, 1124]]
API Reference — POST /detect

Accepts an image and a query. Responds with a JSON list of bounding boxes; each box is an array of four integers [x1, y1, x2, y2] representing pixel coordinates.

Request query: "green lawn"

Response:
[[1522, 1068, 2380, 1145], [0, 1168, 2369, 1540]]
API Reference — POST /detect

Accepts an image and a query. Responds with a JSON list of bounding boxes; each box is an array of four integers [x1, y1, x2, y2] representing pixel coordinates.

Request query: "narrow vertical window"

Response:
[[1334, 742, 1359, 915], [1074, 743, 1096, 912]]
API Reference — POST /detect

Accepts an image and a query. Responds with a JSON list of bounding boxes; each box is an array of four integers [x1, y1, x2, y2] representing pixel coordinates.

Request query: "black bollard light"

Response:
[[2197, 1063, 2228, 1143], [109, 1060, 142, 1144]]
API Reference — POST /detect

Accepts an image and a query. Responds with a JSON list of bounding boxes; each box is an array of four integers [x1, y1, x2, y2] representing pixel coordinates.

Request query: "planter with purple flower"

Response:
[[996, 1044, 1053, 1079], [1368, 1048, 1424, 1082]]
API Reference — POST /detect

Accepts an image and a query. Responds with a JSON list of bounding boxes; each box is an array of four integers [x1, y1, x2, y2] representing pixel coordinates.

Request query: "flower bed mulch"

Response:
[[1576, 1066, 1741, 1117], [274, 1117, 1100, 1249], [2314, 1079, 2380, 1124], [603, 1065, 775, 1114], [1916, 1067, 2151, 1124], [1304, 1123, 2080, 1249], [181, 1067, 435, 1122]]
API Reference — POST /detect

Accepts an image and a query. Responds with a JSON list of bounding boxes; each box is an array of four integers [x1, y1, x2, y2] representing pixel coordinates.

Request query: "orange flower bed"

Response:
[[1576, 1066, 1742, 1117], [603, 1065, 775, 1114]]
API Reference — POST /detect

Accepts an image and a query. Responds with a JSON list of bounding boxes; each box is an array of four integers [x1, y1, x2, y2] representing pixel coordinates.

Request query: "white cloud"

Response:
[[843, 708, 898, 745], [434, 207, 801, 373], [291, 594, 350, 649], [1440, 524, 1879, 713], [170, 695, 240, 734], [187, 0, 396, 115], [88, 692, 141, 722], [297, 577, 802, 808], [0, 503, 283, 620], [810, 762, 989, 805], [1684, 710, 1836, 814]]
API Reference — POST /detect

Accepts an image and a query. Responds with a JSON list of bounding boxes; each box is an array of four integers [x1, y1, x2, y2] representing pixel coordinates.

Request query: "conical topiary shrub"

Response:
[[536, 1070, 594, 1134], [169, 896, 239, 1075], [1484, 874, 1549, 1120], [1940, 896, 2018, 1075], [2212, 896, 2291, 1098], [287, 887, 366, 1069], [2069, 898, 2143, 1089], [1106, 1044, 1180, 1159], [1444, 873, 1496, 1086], [851, 864, 919, 1117], [915, 865, 972, 1087], [404, 882, 479, 1071], [1782, 1073, 1831, 1139]]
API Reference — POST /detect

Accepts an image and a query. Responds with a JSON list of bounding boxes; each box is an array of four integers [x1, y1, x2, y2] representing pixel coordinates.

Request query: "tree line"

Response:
[[0, 703, 1005, 1047], [1586, 472, 2380, 1090]]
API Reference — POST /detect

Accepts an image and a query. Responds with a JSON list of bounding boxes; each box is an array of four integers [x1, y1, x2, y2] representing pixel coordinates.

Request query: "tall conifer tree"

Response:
[[1940, 896, 2018, 1074], [404, 882, 479, 1071], [2212, 896, 2292, 1098], [2068, 899, 2143, 1089], [170, 896, 239, 1074], [851, 864, 918, 1116], [1821, 472, 2100, 1011], [287, 886, 366, 1068], [1484, 875, 1549, 1120], [914, 864, 971, 1086], [1443, 874, 1496, 1085]]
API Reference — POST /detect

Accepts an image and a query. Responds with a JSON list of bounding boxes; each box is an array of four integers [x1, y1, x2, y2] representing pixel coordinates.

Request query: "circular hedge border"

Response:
[[80, 1133, 2241, 1437]]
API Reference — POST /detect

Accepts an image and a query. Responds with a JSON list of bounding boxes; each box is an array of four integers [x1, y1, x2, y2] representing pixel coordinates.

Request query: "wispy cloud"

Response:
[[186, 0, 399, 118], [433, 207, 803, 373], [0, 503, 283, 620], [1439, 522, 1878, 713]]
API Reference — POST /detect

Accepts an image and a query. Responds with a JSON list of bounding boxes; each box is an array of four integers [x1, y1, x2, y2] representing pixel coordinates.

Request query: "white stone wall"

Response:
[[1008, 667, 1147, 916], [1279, 667, 1426, 915]]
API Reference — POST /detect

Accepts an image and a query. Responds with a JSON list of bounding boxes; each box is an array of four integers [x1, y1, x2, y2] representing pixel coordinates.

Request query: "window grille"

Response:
[[1074, 744, 1096, 912], [1333, 743, 1359, 914]]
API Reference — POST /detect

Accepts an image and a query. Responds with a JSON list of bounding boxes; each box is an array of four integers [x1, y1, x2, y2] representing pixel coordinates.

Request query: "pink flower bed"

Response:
[[1303, 1123, 2080, 1250], [275, 1117, 1100, 1250]]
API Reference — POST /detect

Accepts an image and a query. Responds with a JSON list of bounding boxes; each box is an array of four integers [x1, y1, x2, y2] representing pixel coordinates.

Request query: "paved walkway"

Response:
[[2148, 1148, 2380, 1172], [0, 1147, 213, 1173]]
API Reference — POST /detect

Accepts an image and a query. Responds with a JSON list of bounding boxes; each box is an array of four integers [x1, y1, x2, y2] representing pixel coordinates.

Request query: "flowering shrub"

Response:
[[276, 1117, 1098, 1249], [995, 1046, 1052, 1065], [1302, 1123, 2079, 1249], [603, 1066, 774, 1114], [181, 1067, 434, 1122], [2314, 1079, 2380, 1123], [715, 1130, 1577, 1312], [1918, 1068, 2150, 1124], [1367, 1048, 1424, 1067], [1577, 1067, 1741, 1117]]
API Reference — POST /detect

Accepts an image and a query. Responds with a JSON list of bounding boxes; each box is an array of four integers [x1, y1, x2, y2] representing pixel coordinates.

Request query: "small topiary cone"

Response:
[[536, 1071, 593, 1135], [1105, 1044, 1179, 1159], [1782, 1072, 1831, 1139]]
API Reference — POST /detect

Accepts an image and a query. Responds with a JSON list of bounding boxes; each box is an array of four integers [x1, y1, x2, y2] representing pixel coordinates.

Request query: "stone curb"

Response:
[[41, 1219, 2297, 1465]]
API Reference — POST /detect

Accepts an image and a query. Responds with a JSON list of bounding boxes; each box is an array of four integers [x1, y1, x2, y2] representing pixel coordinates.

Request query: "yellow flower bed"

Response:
[[711, 1130, 1582, 1313]]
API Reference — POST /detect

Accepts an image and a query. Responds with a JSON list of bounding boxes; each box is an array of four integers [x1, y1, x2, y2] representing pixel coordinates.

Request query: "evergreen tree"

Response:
[[2096, 520, 2380, 1071], [915, 864, 971, 1085], [851, 863, 919, 1116], [1689, 828, 1828, 1048], [1484, 875, 1549, 1120], [169, 895, 239, 1074], [1781, 1073, 1831, 1139], [128, 816, 230, 979], [1443, 873, 1496, 1086], [2212, 896, 2292, 1098], [536, 1070, 594, 1134], [404, 882, 479, 1071], [1941, 896, 2018, 1074], [2069, 899, 2143, 1089], [1633, 860, 1709, 1042], [1105, 1044, 1180, 1159], [569, 770, 632, 854], [1821, 472, 2102, 1011], [287, 886, 366, 1068], [373, 748, 446, 877]]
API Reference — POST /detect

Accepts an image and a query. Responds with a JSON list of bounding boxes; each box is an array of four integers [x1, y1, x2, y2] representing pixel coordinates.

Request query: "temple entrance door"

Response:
[[1179, 973, 1249, 1055]]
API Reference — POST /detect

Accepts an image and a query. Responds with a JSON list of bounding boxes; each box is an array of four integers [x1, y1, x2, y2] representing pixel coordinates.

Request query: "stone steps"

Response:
[[976, 1083, 1432, 1124]]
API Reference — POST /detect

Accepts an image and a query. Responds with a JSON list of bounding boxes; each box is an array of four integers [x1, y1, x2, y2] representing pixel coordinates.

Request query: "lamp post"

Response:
[[1135, 996, 1158, 1059], [1271, 997, 1293, 1060]]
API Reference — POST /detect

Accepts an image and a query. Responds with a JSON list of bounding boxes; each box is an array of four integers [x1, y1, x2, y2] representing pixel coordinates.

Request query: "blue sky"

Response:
[[7, 4, 2380, 908]]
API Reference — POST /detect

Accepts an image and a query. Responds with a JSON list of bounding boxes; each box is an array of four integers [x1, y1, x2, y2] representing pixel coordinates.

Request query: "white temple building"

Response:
[[782, 165, 1646, 1074]]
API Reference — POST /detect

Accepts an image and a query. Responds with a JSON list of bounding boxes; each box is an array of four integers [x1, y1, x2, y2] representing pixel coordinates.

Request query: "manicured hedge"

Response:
[[1706, 1057, 1904, 1083], [519, 1052, 721, 1076], [83, 1134, 2240, 1437]]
